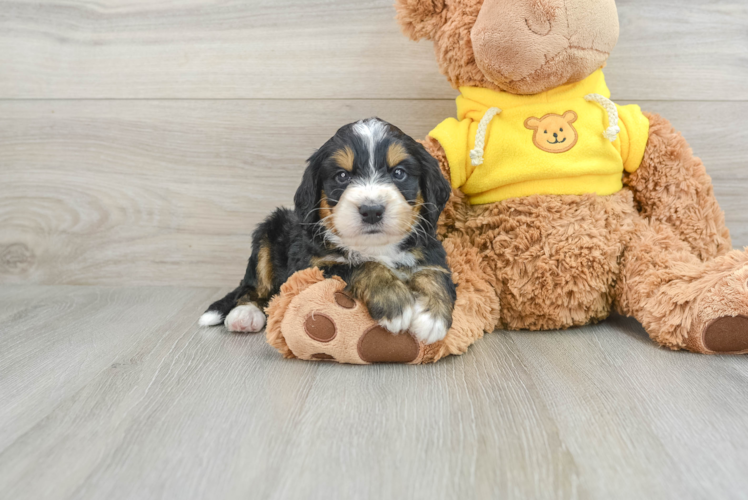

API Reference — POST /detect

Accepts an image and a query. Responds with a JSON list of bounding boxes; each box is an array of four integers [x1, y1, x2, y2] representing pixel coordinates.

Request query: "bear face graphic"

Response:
[[524, 111, 579, 154]]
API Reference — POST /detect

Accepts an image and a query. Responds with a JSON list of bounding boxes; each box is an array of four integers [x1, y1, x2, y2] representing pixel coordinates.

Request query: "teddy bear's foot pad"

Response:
[[703, 316, 748, 354], [275, 276, 426, 364], [358, 326, 420, 363]]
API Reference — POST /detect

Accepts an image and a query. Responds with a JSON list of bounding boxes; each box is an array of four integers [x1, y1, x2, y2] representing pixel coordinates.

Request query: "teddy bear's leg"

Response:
[[624, 112, 732, 261], [615, 218, 748, 354], [275, 277, 426, 364]]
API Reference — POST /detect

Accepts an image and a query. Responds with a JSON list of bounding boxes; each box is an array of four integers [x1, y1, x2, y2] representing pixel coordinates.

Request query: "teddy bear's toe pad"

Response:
[[703, 316, 748, 354], [358, 326, 420, 364], [334, 292, 356, 309], [304, 314, 337, 342]]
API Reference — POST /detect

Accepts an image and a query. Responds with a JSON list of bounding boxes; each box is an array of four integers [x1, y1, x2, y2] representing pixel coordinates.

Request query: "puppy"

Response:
[[199, 118, 456, 344]]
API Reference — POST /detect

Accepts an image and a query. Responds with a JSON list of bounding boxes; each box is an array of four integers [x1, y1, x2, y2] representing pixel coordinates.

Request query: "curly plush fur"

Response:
[[265, 0, 748, 362], [625, 113, 732, 261]]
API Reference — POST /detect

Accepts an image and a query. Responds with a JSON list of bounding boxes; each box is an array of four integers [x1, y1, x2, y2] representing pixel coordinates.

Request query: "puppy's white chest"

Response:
[[346, 245, 417, 269]]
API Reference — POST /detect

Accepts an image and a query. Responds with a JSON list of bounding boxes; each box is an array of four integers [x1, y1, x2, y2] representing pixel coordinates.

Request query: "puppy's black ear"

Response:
[[294, 150, 323, 227], [416, 142, 451, 231]]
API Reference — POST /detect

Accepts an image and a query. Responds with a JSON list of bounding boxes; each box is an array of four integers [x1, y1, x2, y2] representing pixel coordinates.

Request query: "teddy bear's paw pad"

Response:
[[357, 326, 420, 364], [703, 316, 748, 354], [334, 292, 356, 309], [304, 313, 337, 343]]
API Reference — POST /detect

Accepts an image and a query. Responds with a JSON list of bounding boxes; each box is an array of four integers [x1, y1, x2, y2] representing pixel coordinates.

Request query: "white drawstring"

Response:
[[470, 97, 617, 163], [585, 93, 620, 142], [470, 107, 501, 166]]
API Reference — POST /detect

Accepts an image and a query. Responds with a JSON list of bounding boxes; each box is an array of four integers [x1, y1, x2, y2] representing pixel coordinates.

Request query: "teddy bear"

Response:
[[264, 0, 748, 364]]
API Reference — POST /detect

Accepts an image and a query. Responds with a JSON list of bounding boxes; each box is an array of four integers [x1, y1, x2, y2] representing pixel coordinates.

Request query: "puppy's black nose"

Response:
[[359, 204, 385, 224]]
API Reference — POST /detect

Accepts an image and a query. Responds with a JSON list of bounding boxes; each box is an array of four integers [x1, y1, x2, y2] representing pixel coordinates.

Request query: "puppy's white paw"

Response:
[[225, 304, 266, 333], [198, 311, 223, 327], [378, 304, 414, 334], [409, 302, 449, 345]]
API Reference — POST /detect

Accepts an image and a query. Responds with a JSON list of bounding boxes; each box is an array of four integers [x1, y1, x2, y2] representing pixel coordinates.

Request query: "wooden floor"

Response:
[[2, 0, 748, 498], [2, 286, 748, 499]]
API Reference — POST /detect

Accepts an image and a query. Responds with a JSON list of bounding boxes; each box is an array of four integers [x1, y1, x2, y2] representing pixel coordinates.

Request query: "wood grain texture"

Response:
[[1, 99, 747, 287], [1, 286, 748, 500], [509, 314, 748, 500], [0, 0, 746, 100]]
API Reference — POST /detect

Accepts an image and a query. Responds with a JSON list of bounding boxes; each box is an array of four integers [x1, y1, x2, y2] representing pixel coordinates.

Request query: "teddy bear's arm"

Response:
[[623, 112, 732, 261]]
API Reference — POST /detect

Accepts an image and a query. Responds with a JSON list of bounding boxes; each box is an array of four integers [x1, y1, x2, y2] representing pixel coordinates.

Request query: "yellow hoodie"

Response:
[[429, 70, 650, 205]]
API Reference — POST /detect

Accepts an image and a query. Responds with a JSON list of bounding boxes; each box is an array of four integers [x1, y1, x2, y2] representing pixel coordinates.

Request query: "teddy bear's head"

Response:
[[396, 0, 619, 95]]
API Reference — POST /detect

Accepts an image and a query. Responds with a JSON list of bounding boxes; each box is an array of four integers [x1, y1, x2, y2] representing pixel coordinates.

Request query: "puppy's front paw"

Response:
[[364, 282, 415, 334], [378, 304, 415, 334], [225, 304, 266, 333], [409, 300, 450, 345]]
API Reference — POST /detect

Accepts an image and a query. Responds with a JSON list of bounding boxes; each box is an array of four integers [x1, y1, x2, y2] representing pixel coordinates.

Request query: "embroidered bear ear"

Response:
[[524, 117, 541, 130], [395, 0, 447, 41], [562, 111, 578, 124]]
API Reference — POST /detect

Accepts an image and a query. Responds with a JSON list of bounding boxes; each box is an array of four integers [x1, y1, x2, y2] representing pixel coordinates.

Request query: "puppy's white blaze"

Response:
[[225, 304, 266, 333], [410, 301, 449, 345], [353, 118, 388, 174], [379, 304, 415, 334], [198, 311, 223, 327]]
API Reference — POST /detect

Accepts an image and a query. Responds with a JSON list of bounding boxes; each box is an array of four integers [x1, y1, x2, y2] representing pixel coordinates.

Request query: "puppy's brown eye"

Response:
[[335, 171, 350, 184], [392, 168, 407, 181]]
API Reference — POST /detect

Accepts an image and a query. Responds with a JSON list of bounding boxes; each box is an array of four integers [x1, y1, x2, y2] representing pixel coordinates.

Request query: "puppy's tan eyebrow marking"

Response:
[[319, 191, 332, 217], [332, 146, 355, 172], [319, 191, 337, 234], [387, 143, 410, 168]]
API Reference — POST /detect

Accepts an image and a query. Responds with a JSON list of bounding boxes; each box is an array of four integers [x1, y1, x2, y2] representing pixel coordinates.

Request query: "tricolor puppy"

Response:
[[199, 118, 456, 344]]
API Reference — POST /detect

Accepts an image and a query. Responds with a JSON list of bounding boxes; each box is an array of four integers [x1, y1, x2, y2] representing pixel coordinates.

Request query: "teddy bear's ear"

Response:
[[395, 0, 447, 41]]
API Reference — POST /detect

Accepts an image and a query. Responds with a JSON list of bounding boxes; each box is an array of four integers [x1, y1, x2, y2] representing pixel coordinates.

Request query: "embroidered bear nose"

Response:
[[553, 132, 558, 138], [359, 204, 385, 224]]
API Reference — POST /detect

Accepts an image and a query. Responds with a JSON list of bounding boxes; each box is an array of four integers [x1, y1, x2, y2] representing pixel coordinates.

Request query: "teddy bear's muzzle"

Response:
[[470, 0, 619, 95]]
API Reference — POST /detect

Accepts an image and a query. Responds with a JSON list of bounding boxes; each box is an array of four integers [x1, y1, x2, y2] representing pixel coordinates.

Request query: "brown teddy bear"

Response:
[[265, 0, 748, 363]]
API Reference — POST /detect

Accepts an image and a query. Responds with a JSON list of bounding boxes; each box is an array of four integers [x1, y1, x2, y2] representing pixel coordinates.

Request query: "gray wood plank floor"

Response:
[[1, 286, 748, 500]]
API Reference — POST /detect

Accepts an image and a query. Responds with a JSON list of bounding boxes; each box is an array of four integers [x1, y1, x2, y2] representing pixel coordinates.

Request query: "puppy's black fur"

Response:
[[202, 118, 456, 337]]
